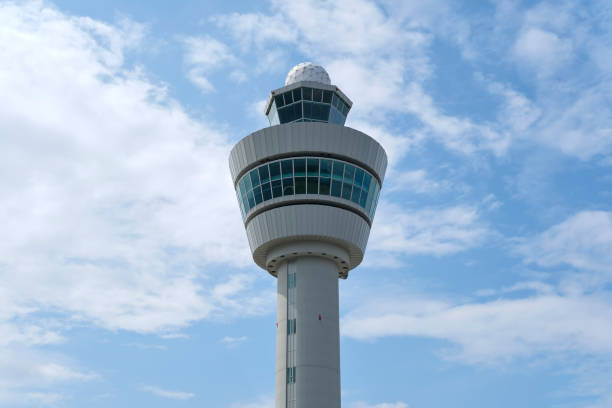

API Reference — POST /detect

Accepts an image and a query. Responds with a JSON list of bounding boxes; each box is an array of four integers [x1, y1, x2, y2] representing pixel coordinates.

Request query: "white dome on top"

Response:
[[285, 62, 331, 86]]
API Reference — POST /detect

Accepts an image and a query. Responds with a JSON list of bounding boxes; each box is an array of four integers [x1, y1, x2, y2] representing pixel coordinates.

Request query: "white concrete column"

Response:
[[275, 255, 341, 408]]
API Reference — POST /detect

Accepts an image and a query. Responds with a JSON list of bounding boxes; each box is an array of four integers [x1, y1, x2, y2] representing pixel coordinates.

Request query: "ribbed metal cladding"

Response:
[[246, 204, 370, 272], [229, 122, 388, 186]]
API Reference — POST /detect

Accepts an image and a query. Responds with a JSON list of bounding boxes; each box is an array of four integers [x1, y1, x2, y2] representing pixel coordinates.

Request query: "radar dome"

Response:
[[285, 62, 331, 86]]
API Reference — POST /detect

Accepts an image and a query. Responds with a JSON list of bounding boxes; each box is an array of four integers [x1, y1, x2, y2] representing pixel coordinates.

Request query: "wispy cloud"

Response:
[[141, 385, 195, 400]]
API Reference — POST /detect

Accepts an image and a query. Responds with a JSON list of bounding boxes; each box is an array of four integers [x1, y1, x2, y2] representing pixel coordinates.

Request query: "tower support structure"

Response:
[[229, 63, 387, 408]]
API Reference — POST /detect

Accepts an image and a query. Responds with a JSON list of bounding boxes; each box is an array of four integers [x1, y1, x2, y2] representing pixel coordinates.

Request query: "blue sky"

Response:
[[1, 0, 611, 407]]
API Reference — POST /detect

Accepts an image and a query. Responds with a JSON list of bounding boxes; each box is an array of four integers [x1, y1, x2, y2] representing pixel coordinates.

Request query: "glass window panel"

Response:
[[332, 161, 344, 181], [274, 94, 284, 108], [282, 160, 293, 178], [307, 177, 318, 194], [294, 159, 306, 177], [259, 165, 270, 184], [311, 103, 321, 120], [351, 186, 361, 204], [320, 177, 331, 195], [320, 104, 330, 121], [261, 182, 272, 201], [239, 177, 247, 195], [303, 101, 312, 119], [253, 186, 263, 205], [269, 162, 281, 180], [284, 91, 293, 105], [341, 181, 352, 200], [247, 190, 255, 208], [307, 158, 319, 176], [322, 90, 332, 103], [272, 180, 282, 198], [359, 187, 367, 207], [313, 88, 322, 102], [343, 164, 355, 184], [303, 87, 312, 101], [331, 180, 342, 197], [250, 169, 260, 187], [362, 173, 371, 192], [293, 102, 302, 121], [354, 168, 364, 188], [295, 177, 306, 194], [293, 88, 302, 101], [242, 193, 249, 214], [332, 93, 339, 109], [278, 106, 291, 123], [365, 181, 376, 213], [320, 159, 332, 177], [282, 178, 294, 195]]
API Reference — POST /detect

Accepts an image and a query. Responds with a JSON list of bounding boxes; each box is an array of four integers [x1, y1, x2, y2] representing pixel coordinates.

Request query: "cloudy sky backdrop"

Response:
[[1, 0, 611, 407]]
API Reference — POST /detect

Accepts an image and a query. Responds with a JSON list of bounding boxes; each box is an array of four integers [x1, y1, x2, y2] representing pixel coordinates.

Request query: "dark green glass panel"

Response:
[[295, 177, 306, 194], [331, 180, 342, 197], [259, 165, 270, 184], [247, 190, 255, 208], [307, 177, 318, 194], [253, 186, 263, 205], [281, 160, 293, 178], [362, 173, 371, 192], [307, 158, 319, 176], [303, 87, 312, 101], [351, 186, 361, 204], [322, 90, 332, 103], [354, 168, 364, 187], [313, 88, 322, 102], [278, 106, 291, 123], [341, 182, 352, 200], [250, 169, 260, 187], [344, 164, 355, 183], [282, 178, 294, 195], [284, 91, 293, 105], [293, 102, 302, 121], [274, 94, 284, 108], [320, 177, 331, 195], [262, 182, 272, 200], [303, 101, 312, 119], [271, 180, 282, 197], [320, 159, 332, 177], [269, 162, 281, 180], [332, 161, 344, 180], [294, 159, 306, 177], [293, 88, 302, 101], [359, 188, 368, 207]]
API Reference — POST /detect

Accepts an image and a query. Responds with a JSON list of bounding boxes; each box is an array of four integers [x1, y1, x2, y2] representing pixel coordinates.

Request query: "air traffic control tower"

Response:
[[229, 63, 387, 408]]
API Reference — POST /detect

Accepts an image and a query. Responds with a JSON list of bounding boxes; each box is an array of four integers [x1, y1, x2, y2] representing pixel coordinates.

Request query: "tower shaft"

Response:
[[276, 253, 341, 408]]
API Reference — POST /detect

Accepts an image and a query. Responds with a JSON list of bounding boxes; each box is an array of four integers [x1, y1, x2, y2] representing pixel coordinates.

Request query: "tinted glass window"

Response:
[[253, 186, 263, 204], [362, 173, 371, 192], [262, 182, 272, 200], [294, 159, 306, 177], [332, 161, 344, 180], [341, 181, 352, 200], [295, 177, 306, 194], [307, 177, 318, 194], [343, 164, 355, 184], [303, 101, 312, 119], [331, 180, 342, 197], [293, 88, 302, 101], [259, 165, 270, 184], [282, 178, 294, 195], [269, 162, 281, 180], [320, 159, 332, 177], [293, 102, 302, 121], [354, 168, 364, 187], [272, 180, 282, 198], [313, 88, 322, 102], [278, 106, 291, 123], [282, 160, 293, 178], [303, 87, 312, 101], [275, 94, 284, 108], [351, 186, 361, 204], [284, 91, 293, 105], [320, 177, 331, 195], [247, 190, 255, 208], [250, 169, 260, 187], [322, 90, 332, 104], [307, 158, 319, 176]]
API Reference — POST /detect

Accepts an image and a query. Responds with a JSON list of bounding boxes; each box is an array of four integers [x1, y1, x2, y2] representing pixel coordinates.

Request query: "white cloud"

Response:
[[368, 203, 489, 259], [141, 385, 195, 400], [513, 28, 572, 72], [519, 211, 612, 276], [221, 336, 248, 347], [182, 35, 237, 92], [386, 169, 445, 194]]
